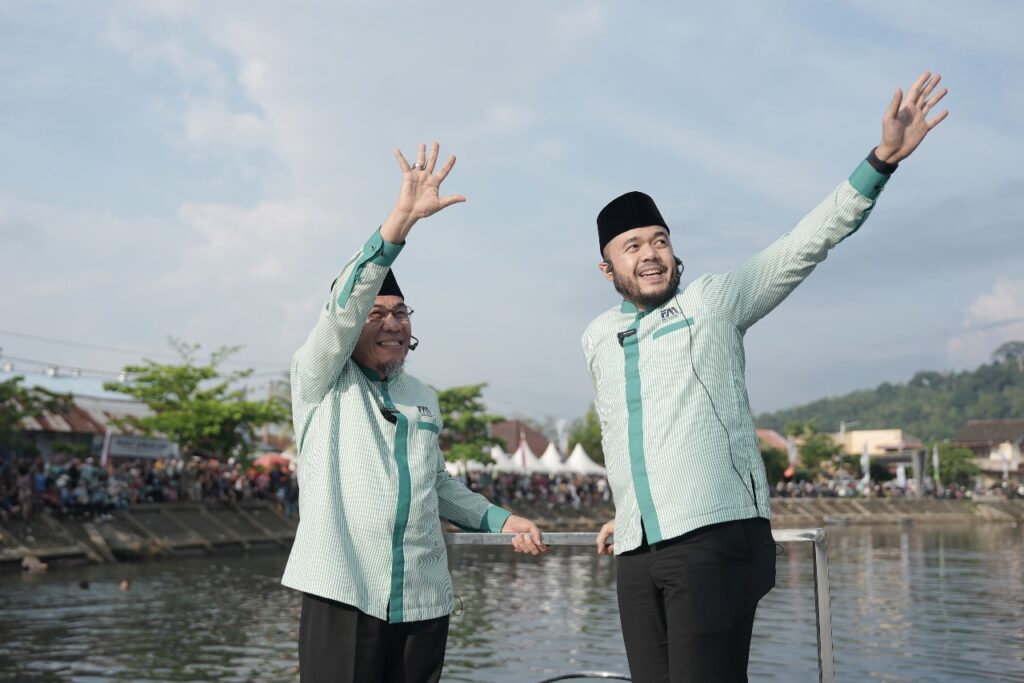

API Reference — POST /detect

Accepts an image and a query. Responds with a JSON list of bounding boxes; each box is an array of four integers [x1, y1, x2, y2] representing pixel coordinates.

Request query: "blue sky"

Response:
[[2, 1, 1022, 424]]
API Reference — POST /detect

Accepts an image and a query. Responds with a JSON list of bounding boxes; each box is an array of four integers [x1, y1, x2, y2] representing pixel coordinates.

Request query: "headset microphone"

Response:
[[408, 336, 420, 351]]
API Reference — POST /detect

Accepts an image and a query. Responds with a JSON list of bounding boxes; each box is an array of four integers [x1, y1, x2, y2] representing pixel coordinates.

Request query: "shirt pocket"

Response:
[[651, 316, 694, 340]]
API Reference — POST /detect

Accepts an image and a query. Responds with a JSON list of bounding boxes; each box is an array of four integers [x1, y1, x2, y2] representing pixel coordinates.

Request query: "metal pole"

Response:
[[812, 532, 835, 683]]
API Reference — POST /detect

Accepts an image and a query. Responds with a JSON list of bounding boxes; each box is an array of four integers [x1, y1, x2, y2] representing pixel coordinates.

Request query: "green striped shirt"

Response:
[[581, 160, 890, 553], [282, 228, 510, 623]]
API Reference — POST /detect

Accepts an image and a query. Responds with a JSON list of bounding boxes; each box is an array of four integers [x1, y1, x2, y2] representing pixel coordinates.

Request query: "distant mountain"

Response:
[[755, 343, 1024, 442]]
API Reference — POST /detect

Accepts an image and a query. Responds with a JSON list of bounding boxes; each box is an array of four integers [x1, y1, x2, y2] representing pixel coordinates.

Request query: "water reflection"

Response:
[[0, 525, 1021, 682]]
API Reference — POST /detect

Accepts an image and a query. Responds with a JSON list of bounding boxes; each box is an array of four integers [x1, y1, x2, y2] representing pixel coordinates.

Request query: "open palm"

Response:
[[393, 142, 465, 220], [877, 71, 949, 164]]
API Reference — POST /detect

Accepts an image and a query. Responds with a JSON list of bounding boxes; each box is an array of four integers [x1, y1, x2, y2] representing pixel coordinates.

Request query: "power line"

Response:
[[0, 329, 289, 367]]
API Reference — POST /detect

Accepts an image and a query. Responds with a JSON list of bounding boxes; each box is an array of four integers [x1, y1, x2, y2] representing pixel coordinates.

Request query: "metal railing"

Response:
[[445, 527, 834, 683]]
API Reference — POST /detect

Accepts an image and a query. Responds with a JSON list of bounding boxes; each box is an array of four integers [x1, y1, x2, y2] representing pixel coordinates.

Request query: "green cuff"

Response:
[[336, 228, 405, 308], [371, 229, 404, 267], [848, 160, 890, 200], [482, 505, 512, 533]]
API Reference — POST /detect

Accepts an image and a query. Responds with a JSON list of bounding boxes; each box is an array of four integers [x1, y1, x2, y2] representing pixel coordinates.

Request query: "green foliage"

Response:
[[932, 442, 980, 486], [782, 421, 840, 478], [102, 338, 289, 461], [435, 383, 503, 463], [0, 376, 74, 455], [760, 446, 788, 485], [757, 342, 1024, 441], [568, 403, 605, 465]]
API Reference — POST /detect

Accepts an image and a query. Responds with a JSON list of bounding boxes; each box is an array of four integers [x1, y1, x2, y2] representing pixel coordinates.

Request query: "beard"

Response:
[[612, 262, 681, 311], [380, 358, 405, 379]]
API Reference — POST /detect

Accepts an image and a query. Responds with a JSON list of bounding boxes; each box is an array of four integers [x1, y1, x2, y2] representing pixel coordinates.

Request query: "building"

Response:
[[9, 394, 176, 463], [952, 419, 1023, 486], [833, 429, 924, 464], [489, 420, 550, 456]]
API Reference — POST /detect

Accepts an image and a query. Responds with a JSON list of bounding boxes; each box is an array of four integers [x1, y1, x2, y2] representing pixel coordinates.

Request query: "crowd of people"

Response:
[[460, 470, 612, 509], [0, 454, 299, 522], [2, 451, 1019, 525]]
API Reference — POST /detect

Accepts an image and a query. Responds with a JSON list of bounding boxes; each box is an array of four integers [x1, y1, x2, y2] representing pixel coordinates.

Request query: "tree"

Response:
[[760, 446, 788, 486], [102, 339, 289, 462], [435, 383, 503, 463], [568, 403, 605, 465], [992, 340, 1024, 371], [0, 376, 73, 457], [784, 421, 840, 478], [932, 442, 980, 486]]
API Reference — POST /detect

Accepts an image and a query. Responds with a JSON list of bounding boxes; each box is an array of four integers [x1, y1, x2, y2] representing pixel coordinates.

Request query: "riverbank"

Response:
[[2, 498, 1021, 572]]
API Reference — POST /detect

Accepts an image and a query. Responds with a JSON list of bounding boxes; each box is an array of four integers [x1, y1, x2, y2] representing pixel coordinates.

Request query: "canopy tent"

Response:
[[489, 445, 511, 467], [540, 442, 572, 475], [565, 443, 606, 476], [510, 436, 548, 474]]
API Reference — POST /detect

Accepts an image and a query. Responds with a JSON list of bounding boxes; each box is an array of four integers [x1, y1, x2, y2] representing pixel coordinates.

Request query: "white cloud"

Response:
[[169, 200, 335, 288], [947, 277, 1024, 366], [181, 97, 269, 151]]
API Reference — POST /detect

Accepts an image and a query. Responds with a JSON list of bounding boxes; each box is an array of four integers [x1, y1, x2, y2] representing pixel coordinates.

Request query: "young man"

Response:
[[283, 143, 547, 683], [586, 72, 948, 682]]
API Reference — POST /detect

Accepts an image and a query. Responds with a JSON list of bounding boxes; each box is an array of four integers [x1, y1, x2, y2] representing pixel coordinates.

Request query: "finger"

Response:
[[926, 109, 949, 130], [416, 143, 426, 169], [426, 142, 440, 174], [606, 543, 614, 556], [924, 87, 949, 112], [436, 155, 457, 182], [908, 71, 931, 99], [438, 194, 467, 210], [393, 148, 411, 173], [918, 73, 941, 103], [531, 529, 547, 552], [884, 88, 902, 121], [517, 533, 538, 555]]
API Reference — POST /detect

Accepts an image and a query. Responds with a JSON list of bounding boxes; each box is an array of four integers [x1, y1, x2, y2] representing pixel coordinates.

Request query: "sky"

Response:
[[2, 1, 1023, 425]]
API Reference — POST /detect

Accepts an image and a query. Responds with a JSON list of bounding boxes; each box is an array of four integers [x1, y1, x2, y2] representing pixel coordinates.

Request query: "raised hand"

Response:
[[875, 71, 949, 165], [381, 142, 465, 244]]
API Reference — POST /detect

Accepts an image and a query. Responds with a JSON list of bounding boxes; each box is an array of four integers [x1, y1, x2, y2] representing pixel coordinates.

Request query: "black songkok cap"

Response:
[[377, 269, 403, 299], [329, 269, 404, 298], [596, 191, 669, 256]]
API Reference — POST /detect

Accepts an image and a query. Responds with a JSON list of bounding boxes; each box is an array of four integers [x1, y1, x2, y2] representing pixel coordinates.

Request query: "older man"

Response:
[[283, 143, 546, 683], [587, 73, 948, 682]]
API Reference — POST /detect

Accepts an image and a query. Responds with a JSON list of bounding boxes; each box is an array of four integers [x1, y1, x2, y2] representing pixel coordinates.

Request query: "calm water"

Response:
[[1, 524, 1022, 682]]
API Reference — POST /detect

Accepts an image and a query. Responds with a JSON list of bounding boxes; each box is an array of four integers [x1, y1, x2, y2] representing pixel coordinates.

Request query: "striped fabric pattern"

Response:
[[282, 228, 510, 623], [581, 160, 890, 554]]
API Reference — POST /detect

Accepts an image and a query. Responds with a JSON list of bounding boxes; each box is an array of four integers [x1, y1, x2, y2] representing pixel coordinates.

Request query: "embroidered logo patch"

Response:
[[417, 406, 432, 417], [660, 306, 680, 320]]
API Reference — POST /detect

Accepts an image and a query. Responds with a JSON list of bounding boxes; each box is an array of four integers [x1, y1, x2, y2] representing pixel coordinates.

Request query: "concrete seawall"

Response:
[[1, 501, 296, 573], [2, 498, 1021, 572]]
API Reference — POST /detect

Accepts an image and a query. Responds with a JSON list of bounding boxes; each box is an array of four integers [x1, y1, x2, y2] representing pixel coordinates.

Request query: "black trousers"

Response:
[[299, 593, 449, 683], [616, 518, 776, 683]]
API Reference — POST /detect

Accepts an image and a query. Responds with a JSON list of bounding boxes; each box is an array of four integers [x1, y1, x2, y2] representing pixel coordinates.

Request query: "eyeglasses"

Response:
[[366, 306, 414, 323]]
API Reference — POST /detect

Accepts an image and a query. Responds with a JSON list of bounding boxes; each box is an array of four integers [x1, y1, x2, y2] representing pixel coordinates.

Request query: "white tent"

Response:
[[540, 442, 572, 475], [489, 445, 510, 467], [510, 438, 549, 474], [565, 443, 606, 476]]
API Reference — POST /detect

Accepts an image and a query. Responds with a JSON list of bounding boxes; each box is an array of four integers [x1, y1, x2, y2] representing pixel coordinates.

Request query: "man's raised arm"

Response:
[[699, 71, 949, 331], [291, 143, 466, 409]]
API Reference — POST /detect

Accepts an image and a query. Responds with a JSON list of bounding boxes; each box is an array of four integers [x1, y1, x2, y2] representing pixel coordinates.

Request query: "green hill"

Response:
[[755, 342, 1024, 441]]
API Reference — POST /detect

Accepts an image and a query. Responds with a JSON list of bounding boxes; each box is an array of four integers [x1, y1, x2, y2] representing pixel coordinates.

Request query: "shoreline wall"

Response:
[[3, 498, 1021, 572]]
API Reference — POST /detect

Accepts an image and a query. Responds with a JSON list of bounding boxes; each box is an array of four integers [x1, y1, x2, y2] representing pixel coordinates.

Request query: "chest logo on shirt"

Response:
[[660, 306, 680, 320], [417, 406, 433, 417]]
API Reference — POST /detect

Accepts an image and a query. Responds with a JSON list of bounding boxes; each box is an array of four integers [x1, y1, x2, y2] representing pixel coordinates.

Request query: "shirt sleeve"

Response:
[[291, 228, 403, 450], [697, 159, 890, 332], [432, 415, 511, 532]]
